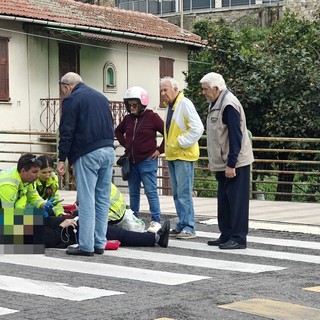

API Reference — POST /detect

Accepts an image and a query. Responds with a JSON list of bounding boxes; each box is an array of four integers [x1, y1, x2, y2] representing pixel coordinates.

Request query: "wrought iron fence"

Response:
[[39, 98, 126, 133]]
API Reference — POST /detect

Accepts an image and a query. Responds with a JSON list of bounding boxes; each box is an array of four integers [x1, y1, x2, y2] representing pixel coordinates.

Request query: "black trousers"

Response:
[[215, 165, 250, 245], [44, 216, 156, 248]]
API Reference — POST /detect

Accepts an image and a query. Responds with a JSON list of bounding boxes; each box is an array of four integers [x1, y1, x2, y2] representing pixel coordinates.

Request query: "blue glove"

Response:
[[43, 197, 56, 213]]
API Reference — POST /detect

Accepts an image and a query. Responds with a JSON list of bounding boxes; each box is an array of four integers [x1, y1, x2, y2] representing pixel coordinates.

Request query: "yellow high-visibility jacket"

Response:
[[108, 183, 126, 223], [0, 167, 45, 209], [35, 173, 64, 216]]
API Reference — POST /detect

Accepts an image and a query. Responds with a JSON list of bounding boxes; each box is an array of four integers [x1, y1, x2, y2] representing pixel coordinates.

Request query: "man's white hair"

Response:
[[160, 77, 179, 90], [200, 72, 226, 90]]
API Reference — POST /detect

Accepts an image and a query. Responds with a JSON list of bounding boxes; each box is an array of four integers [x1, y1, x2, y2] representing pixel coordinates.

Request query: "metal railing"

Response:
[[116, 0, 282, 15], [114, 136, 320, 203], [39, 98, 126, 132], [0, 131, 58, 168], [1, 127, 319, 202]]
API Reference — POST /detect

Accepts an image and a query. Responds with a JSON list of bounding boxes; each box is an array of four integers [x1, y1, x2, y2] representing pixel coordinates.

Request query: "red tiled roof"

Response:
[[0, 0, 204, 46]]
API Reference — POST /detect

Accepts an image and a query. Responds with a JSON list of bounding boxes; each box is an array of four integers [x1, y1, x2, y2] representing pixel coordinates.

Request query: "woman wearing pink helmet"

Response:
[[115, 86, 164, 233]]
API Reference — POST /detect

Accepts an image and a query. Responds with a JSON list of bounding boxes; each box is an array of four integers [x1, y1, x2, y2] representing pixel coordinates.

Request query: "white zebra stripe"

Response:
[[0, 255, 209, 285]]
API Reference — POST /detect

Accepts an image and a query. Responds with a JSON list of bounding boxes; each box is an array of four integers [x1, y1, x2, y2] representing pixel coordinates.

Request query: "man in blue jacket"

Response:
[[57, 72, 115, 256]]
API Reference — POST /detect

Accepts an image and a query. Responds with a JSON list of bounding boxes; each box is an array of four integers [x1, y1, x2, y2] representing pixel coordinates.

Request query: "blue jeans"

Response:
[[167, 160, 195, 233], [73, 146, 115, 252], [128, 158, 161, 223]]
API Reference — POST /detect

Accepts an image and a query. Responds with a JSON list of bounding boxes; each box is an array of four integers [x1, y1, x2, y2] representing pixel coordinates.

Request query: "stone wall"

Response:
[[284, 0, 319, 20], [94, 0, 115, 6], [160, 1, 319, 31], [165, 5, 283, 30]]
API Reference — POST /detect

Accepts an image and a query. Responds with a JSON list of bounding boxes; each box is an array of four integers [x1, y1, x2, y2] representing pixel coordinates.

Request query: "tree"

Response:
[[185, 11, 320, 201]]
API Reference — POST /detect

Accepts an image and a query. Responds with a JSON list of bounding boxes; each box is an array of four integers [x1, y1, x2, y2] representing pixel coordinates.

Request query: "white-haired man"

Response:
[[200, 72, 254, 249], [160, 77, 204, 239]]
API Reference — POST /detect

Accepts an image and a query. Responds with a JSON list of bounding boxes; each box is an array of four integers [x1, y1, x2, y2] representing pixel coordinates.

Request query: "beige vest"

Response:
[[206, 89, 254, 171]]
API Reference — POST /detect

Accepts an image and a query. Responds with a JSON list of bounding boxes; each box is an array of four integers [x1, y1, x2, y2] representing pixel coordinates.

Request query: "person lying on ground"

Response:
[[44, 215, 170, 251]]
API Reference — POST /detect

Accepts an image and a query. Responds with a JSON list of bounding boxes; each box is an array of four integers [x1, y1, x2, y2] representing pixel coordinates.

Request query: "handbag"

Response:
[[116, 155, 130, 181]]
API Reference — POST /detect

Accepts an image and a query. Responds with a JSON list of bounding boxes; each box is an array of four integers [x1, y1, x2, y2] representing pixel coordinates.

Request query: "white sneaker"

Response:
[[147, 221, 161, 233], [176, 231, 196, 239]]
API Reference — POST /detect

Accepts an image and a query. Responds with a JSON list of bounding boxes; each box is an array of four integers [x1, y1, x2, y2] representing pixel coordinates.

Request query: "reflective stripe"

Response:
[[0, 200, 14, 208]]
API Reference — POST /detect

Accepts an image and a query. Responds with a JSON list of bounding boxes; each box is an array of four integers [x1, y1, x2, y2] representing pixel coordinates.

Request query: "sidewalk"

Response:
[[59, 190, 320, 234]]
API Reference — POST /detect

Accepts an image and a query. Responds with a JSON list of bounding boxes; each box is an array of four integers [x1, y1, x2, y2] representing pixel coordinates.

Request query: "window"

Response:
[[103, 62, 116, 92], [159, 57, 174, 108], [0, 38, 9, 102]]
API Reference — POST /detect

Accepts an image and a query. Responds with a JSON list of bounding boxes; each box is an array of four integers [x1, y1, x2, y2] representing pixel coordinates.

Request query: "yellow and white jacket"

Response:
[[164, 91, 204, 161]]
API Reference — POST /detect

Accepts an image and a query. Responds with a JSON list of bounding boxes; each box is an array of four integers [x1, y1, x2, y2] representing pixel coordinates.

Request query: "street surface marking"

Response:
[[0, 275, 124, 301], [0, 255, 209, 285], [0, 306, 18, 316], [218, 298, 320, 320], [196, 231, 320, 250], [198, 218, 320, 235], [106, 248, 285, 273], [304, 286, 320, 293], [170, 240, 320, 264]]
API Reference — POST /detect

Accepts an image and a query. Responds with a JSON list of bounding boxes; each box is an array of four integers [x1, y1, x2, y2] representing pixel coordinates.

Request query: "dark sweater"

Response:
[[58, 83, 114, 165], [222, 105, 242, 168], [115, 109, 164, 163]]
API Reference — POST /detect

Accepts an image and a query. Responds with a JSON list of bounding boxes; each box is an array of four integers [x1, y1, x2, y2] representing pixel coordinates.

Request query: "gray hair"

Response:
[[200, 72, 226, 90], [160, 77, 179, 90], [60, 72, 83, 86]]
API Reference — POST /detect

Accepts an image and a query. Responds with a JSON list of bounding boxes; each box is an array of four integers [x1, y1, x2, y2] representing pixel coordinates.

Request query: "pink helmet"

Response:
[[123, 86, 149, 114]]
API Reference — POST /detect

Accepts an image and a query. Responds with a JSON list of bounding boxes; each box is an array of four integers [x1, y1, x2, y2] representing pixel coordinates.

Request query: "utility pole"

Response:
[[180, 0, 183, 31]]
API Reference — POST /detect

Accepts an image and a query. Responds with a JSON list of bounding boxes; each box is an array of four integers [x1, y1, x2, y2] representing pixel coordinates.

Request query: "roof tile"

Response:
[[0, 0, 203, 45]]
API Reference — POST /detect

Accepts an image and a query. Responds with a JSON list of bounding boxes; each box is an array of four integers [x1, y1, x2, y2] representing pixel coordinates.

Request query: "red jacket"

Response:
[[115, 109, 164, 163]]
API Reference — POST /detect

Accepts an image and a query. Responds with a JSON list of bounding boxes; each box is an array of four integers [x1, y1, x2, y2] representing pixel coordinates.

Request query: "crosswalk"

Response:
[[0, 229, 319, 319]]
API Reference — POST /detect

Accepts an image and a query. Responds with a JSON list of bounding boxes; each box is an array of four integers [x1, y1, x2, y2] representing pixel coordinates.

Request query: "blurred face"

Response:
[[38, 167, 53, 182], [128, 100, 139, 115], [160, 81, 178, 104], [201, 83, 220, 102], [20, 166, 40, 183]]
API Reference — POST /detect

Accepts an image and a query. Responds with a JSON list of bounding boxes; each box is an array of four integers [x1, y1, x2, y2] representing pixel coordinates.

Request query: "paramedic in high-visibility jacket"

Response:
[[0, 153, 55, 214], [108, 183, 127, 225]]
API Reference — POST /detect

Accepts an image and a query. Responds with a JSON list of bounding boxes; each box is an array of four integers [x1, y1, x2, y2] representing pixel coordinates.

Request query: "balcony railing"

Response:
[[116, 0, 282, 15], [39, 98, 127, 133]]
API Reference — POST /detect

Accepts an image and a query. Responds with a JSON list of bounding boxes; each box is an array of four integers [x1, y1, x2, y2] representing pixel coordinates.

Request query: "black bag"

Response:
[[117, 155, 130, 181]]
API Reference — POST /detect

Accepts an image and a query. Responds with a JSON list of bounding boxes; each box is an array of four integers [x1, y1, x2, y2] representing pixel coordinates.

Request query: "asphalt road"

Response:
[[0, 214, 319, 320]]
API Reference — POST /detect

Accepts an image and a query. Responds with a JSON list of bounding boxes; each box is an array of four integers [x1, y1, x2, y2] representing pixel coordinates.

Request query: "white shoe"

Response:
[[147, 221, 161, 233], [176, 231, 196, 239]]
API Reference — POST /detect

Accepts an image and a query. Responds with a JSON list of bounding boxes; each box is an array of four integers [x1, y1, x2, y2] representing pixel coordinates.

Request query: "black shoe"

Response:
[[94, 248, 104, 255], [219, 240, 246, 250], [207, 238, 222, 246], [157, 220, 170, 248], [66, 245, 94, 256]]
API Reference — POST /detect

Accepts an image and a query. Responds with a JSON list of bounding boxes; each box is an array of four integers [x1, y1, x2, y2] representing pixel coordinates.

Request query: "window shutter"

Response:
[[0, 38, 9, 101]]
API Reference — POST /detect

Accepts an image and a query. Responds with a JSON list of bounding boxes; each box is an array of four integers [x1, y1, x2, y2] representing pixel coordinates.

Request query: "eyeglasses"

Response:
[[59, 81, 69, 86], [128, 103, 139, 108]]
